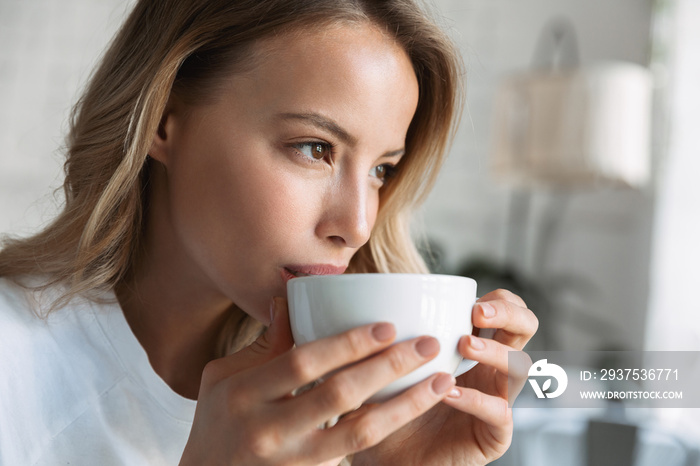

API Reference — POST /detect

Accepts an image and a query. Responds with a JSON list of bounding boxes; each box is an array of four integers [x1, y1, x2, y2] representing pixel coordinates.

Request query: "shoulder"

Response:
[[0, 276, 99, 398], [0, 276, 117, 373], [0, 277, 75, 349], [0, 277, 124, 464], [0, 277, 48, 343], [0, 278, 63, 462], [0, 275, 63, 319], [0, 276, 34, 313]]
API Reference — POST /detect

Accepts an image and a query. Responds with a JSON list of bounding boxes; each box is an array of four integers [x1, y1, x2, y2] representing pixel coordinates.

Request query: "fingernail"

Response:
[[469, 335, 485, 350], [431, 373, 456, 395], [480, 303, 496, 318], [371, 322, 395, 342], [415, 337, 440, 357], [448, 388, 461, 398]]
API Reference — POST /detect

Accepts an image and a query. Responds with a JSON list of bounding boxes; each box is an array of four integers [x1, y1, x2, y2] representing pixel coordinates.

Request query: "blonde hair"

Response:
[[0, 0, 463, 354]]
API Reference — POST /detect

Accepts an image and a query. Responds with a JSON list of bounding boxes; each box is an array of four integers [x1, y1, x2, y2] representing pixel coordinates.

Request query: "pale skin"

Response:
[[116, 21, 538, 465]]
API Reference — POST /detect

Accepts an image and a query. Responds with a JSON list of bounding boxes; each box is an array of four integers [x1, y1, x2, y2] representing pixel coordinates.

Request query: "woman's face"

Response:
[[152, 22, 419, 322]]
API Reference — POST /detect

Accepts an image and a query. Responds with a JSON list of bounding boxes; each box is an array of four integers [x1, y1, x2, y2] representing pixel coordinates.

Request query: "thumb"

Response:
[[247, 297, 295, 359], [202, 298, 294, 386], [228, 297, 294, 373]]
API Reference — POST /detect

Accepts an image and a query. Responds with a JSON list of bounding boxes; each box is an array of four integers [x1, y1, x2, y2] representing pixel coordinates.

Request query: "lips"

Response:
[[282, 264, 347, 283]]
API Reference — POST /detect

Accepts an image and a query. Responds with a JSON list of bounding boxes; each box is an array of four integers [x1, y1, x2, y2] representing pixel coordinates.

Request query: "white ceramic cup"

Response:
[[287, 273, 486, 403]]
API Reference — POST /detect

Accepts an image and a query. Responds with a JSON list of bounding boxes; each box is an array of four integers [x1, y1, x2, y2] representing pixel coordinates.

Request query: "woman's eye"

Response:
[[293, 142, 332, 161], [370, 164, 398, 183]]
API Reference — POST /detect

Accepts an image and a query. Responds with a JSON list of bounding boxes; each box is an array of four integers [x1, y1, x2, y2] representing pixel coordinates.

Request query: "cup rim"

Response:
[[287, 272, 476, 286]]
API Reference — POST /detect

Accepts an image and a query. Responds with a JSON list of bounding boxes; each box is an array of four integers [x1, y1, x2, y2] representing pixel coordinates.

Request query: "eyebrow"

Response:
[[277, 112, 357, 146], [276, 112, 405, 159]]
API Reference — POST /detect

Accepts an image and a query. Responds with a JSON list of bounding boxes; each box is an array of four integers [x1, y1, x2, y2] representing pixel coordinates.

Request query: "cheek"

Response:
[[167, 142, 322, 267], [248, 168, 328, 252]]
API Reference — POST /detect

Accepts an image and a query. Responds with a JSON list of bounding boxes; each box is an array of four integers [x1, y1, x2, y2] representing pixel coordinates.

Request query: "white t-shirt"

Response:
[[0, 278, 196, 465]]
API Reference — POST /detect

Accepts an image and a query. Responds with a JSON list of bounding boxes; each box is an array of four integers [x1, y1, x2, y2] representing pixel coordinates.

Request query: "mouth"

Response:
[[281, 264, 347, 283]]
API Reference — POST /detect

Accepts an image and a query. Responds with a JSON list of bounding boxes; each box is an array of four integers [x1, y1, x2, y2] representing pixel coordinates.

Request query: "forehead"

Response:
[[250, 23, 413, 86], [217, 22, 419, 138]]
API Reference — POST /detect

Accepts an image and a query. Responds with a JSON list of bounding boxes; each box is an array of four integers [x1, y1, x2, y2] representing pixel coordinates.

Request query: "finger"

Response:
[[477, 288, 526, 308], [337, 403, 373, 424], [458, 336, 530, 402], [287, 336, 444, 426], [442, 387, 513, 439], [308, 372, 456, 461], [458, 335, 511, 375], [504, 350, 533, 402], [245, 297, 295, 360], [472, 299, 538, 349], [244, 321, 400, 401]]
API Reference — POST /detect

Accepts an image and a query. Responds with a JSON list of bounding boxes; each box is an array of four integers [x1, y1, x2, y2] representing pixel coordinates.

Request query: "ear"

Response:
[[148, 106, 176, 166]]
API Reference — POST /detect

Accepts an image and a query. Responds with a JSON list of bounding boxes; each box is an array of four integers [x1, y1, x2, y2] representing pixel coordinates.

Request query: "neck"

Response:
[[115, 275, 233, 400], [115, 165, 238, 400]]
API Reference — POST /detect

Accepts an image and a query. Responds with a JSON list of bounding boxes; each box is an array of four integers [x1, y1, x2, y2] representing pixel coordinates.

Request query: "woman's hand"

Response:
[[179, 298, 457, 466], [352, 289, 538, 466]]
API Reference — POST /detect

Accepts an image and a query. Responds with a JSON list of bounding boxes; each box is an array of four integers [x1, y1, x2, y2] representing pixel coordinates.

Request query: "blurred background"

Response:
[[0, 0, 698, 464]]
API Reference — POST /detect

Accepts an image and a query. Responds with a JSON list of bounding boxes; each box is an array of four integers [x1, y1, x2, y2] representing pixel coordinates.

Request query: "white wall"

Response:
[[645, 0, 700, 437], [423, 0, 655, 352], [0, 0, 133, 237]]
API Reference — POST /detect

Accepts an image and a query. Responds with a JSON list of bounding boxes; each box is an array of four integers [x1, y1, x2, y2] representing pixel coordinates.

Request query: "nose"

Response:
[[316, 174, 375, 249]]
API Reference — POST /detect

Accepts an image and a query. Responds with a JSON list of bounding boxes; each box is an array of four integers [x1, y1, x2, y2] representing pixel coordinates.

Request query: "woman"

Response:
[[0, 0, 538, 464]]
